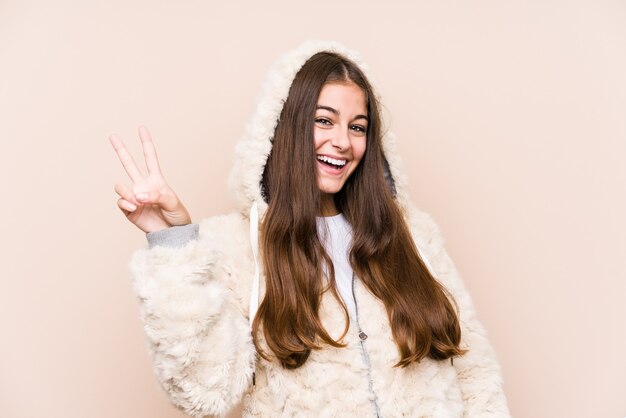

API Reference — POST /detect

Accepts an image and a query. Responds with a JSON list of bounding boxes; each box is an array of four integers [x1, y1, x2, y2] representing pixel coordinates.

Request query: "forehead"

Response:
[[317, 82, 367, 112]]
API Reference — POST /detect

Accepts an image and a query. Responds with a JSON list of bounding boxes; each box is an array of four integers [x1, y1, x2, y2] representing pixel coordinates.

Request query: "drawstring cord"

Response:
[[249, 201, 260, 386], [249, 201, 260, 331]]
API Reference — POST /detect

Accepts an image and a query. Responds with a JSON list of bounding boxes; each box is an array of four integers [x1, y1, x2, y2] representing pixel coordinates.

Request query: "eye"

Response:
[[315, 117, 333, 127], [350, 124, 367, 134]]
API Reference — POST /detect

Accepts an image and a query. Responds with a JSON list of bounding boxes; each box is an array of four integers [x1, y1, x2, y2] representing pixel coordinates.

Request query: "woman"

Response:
[[110, 41, 510, 417]]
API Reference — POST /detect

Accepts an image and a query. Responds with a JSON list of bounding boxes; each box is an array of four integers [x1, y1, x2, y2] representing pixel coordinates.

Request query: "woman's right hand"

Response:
[[109, 126, 192, 233]]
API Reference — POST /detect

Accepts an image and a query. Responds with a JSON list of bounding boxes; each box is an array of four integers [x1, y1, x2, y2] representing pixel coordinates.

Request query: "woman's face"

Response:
[[314, 81, 368, 199]]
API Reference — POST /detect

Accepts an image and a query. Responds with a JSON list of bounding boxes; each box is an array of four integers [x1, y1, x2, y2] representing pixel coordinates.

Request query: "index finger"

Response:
[[138, 125, 162, 175], [109, 134, 143, 183]]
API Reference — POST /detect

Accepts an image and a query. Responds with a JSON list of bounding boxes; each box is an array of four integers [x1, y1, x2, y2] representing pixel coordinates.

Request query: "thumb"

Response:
[[135, 192, 150, 203]]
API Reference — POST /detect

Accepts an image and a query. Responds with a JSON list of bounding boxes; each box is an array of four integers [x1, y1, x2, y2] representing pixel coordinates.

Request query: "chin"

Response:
[[318, 183, 344, 195]]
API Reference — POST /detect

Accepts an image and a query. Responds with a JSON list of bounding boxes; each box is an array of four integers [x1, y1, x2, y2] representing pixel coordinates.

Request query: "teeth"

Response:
[[317, 155, 347, 167]]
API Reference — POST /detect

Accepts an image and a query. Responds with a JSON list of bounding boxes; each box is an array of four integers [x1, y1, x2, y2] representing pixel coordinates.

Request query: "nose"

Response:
[[330, 126, 350, 151]]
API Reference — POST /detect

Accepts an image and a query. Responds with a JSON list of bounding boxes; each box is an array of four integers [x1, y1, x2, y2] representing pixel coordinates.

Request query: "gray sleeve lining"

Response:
[[146, 224, 199, 248]]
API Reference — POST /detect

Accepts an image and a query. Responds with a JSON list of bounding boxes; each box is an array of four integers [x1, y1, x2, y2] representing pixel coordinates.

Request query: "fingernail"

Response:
[[127, 203, 137, 211], [136, 193, 148, 201]]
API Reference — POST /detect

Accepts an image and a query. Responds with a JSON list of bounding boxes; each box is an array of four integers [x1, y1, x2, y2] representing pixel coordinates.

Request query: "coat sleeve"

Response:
[[408, 207, 511, 418], [128, 215, 256, 418]]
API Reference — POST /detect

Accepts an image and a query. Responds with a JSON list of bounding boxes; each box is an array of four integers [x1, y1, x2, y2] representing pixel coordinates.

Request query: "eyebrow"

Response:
[[316, 105, 369, 121]]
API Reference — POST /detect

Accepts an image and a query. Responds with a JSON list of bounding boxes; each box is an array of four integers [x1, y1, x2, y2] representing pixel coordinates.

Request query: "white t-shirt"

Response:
[[316, 213, 358, 322]]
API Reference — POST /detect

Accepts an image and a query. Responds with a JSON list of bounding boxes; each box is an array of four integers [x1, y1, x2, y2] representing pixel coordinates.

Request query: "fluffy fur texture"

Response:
[[129, 40, 511, 417]]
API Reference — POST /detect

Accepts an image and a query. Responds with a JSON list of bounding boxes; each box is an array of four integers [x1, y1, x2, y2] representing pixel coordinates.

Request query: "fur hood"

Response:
[[228, 40, 410, 219]]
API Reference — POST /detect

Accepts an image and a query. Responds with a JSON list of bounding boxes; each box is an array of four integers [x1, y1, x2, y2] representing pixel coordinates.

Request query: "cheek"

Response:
[[313, 128, 324, 151], [353, 140, 367, 163]]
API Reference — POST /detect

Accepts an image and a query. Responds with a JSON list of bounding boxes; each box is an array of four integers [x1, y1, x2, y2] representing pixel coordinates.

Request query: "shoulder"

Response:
[[197, 212, 249, 243], [194, 212, 251, 260], [403, 204, 446, 255], [403, 205, 468, 297], [196, 212, 252, 270], [197, 212, 256, 307]]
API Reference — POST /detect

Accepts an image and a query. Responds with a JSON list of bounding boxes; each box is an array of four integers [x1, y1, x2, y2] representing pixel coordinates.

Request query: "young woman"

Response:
[[110, 41, 510, 417]]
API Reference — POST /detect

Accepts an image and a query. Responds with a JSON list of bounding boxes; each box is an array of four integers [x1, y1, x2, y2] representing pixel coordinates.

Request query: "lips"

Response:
[[316, 155, 349, 176]]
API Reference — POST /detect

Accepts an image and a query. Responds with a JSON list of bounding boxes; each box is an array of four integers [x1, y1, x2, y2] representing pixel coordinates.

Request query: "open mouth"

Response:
[[317, 155, 347, 170]]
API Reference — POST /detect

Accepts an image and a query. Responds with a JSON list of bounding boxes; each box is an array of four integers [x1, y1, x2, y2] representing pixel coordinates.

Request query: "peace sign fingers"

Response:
[[109, 133, 143, 183], [138, 125, 162, 175], [109, 125, 192, 233]]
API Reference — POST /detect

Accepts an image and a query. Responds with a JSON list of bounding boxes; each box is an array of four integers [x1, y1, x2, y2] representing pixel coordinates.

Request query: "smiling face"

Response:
[[314, 81, 368, 215]]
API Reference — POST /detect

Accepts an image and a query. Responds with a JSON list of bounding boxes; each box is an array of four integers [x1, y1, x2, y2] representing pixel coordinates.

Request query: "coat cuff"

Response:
[[146, 224, 199, 248]]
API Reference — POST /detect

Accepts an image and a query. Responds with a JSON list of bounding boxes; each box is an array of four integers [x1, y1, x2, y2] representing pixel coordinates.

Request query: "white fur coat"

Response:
[[129, 41, 511, 418]]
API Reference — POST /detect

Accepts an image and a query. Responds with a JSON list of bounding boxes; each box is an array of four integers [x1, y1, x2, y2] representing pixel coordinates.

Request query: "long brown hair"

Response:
[[254, 52, 465, 369]]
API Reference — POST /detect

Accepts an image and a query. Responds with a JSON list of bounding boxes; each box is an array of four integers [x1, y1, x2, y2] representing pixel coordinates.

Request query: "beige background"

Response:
[[1, 0, 625, 417]]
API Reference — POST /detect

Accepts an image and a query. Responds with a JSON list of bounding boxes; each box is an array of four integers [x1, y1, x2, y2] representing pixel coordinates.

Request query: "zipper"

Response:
[[351, 274, 382, 418]]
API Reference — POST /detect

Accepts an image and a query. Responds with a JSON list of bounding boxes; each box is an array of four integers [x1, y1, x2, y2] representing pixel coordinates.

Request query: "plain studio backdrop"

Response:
[[1, 1, 624, 417]]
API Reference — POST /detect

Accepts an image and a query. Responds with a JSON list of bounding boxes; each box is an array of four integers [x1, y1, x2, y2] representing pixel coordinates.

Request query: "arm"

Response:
[[110, 128, 254, 416], [129, 219, 255, 418], [409, 208, 511, 418]]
